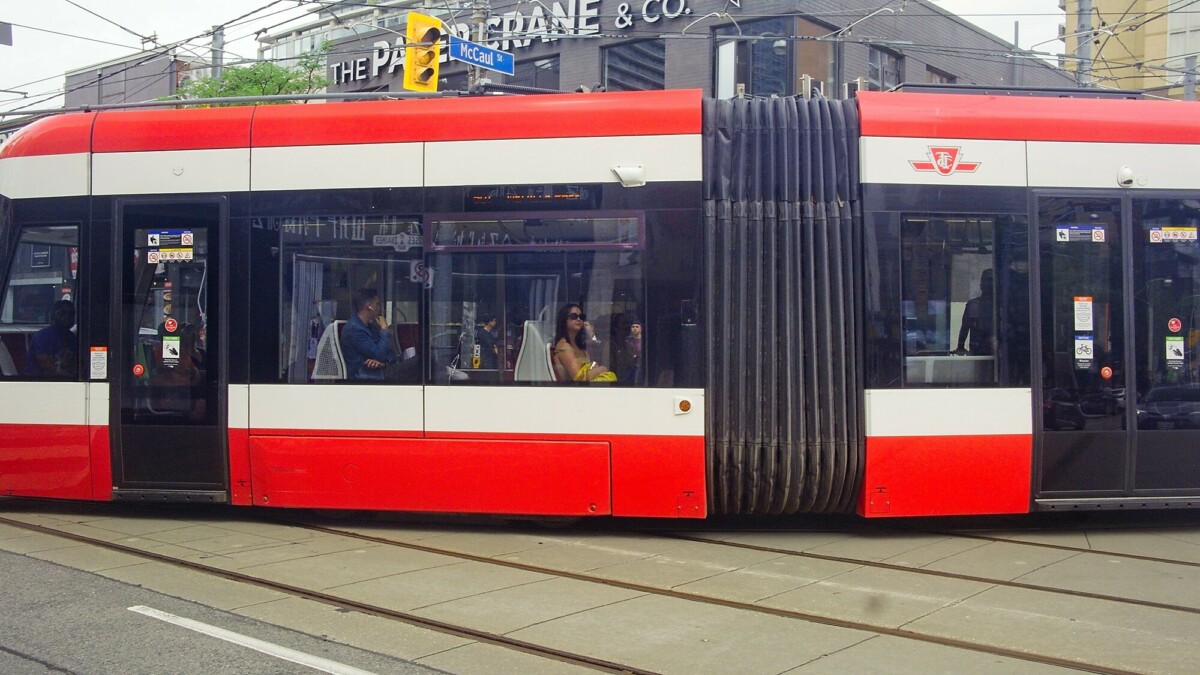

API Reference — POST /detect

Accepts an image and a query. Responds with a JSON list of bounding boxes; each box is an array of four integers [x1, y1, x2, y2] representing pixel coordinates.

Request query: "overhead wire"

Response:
[[59, 0, 159, 47], [1, 0, 313, 113], [9, 0, 1200, 113]]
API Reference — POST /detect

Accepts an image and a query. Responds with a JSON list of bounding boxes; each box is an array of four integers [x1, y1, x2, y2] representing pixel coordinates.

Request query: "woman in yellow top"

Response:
[[552, 303, 615, 382]]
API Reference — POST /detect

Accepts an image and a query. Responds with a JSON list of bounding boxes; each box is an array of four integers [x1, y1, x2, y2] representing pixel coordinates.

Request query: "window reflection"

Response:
[[0, 225, 80, 379], [899, 214, 1028, 387], [277, 215, 423, 383], [1133, 198, 1200, 430]]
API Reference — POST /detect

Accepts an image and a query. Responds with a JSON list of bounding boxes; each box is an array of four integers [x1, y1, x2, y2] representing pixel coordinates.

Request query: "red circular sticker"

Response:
[[1169, 318, 1182, 333], [132, 364, 145, 376], [164, 317, 178, 333], [1100, 366, 1113, 380]]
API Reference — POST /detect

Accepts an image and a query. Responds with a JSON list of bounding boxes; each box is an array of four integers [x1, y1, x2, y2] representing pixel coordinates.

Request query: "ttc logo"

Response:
[[909, 147, 981, 176]]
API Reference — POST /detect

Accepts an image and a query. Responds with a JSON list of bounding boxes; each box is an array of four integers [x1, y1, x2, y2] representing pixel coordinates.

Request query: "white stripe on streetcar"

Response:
[[127, 606, 377, 675]]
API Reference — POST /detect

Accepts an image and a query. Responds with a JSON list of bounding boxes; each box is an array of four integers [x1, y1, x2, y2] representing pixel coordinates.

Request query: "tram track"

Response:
[[925, 529, 1200, 568], [638, 514, 1200, 570], [280, 519, 1145, 674], [649, 531, 1200, 615], [885, 511, 1200, 568], [0, 515, 654, 675], [0, 510, 1171, 674]]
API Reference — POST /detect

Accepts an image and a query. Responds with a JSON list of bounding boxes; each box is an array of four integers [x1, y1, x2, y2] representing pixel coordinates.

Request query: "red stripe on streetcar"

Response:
[[248, 435, 613, 516], [0, 113, 95, 159], [3, 90, 701, 158], [860, 434, 1032, 517], [858, 91, 1200, 144], [93, 106, 254, 152], [228, 428, 252, 506], [250, 89, 703, 147], [242, 430, 705, 517], [88, 424, 112, 501], [0, 424, 94, 500]]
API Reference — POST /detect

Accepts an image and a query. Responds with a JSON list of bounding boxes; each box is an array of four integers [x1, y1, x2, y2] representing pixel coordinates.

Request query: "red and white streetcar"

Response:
[[1, 87, 1197, 518]]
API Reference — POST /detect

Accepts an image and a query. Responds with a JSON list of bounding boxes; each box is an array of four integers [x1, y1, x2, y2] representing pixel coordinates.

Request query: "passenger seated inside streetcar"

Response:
[[25, 299, 78, 379], [552, 303, 615, 383], [342, 288, 397, 380], [609, 313, 641, 383], [342, 288, 419, 383]]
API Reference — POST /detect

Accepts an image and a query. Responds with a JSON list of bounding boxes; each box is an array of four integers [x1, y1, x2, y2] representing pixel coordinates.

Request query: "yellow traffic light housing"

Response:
[[403, 13, 442, 92]]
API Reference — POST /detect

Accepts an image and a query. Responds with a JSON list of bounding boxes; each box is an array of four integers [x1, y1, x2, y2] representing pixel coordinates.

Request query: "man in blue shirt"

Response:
[[341, 288, 396, 380], [26, 299, 78, 378]]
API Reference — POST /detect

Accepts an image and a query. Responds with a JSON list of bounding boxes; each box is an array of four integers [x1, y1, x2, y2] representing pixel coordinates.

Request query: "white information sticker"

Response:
[[89, 346, 107, 380], [1074, 296, 1094, 332]]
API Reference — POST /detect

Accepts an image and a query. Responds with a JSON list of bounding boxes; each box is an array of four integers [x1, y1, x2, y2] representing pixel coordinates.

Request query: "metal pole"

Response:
[[1077, 0, 1092, 87], [1012, 21, 1021, 87], [469, 0, 487, 89], [1185, 55, 1197, 101], [212, 26, 224, 79]]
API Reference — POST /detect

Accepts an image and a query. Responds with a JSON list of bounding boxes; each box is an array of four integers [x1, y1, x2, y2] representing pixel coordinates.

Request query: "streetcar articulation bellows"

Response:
[[702, 97, 865, 515]]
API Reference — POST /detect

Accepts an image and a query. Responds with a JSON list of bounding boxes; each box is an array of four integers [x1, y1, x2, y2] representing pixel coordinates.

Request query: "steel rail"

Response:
[[288, 520, 1139, 675], [0, 515, 653, 675]]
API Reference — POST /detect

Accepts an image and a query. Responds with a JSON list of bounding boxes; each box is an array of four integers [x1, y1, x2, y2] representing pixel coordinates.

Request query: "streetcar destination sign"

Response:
[[448, 36, 515, 76]]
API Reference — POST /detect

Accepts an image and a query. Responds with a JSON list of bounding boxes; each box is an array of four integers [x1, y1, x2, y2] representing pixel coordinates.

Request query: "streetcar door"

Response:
[[1129, 198, 1200, 492], [112, 201, 226, 499], [1036, 196, 1200, 500]]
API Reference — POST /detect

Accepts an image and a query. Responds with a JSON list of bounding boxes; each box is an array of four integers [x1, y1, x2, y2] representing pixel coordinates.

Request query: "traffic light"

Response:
[[403, 13, 442, 92]]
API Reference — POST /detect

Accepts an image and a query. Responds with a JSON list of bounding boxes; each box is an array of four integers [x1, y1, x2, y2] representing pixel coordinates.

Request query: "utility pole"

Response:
[[468, 0, 488, 89], [1012, 21, 1022, 87], [1077, 0, 1093, 87], [211, 26, 224, 79], [1185, 55, 1197, 101]]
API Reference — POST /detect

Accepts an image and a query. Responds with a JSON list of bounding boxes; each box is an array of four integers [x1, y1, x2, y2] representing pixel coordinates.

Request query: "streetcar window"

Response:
[[428, 211, 645, 386], [424, 208, 701, 387], [897, 214, 1030, 387], [276, 215, 423, 383], [0, 225, 80, 379], [428, 249, 645, 385], [1132, 198, 1200, 433]]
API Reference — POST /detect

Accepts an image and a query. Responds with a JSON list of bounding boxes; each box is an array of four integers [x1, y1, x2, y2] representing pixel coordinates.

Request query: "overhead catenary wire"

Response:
[[0, 0, 310, 113], [9, 1, 1200, 113], [59, 0, 159, 47]]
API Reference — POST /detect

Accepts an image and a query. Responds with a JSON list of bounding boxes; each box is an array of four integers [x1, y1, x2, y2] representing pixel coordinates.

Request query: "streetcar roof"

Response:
[[0, 89, 703, 160], [856, 90, 1200, 144]]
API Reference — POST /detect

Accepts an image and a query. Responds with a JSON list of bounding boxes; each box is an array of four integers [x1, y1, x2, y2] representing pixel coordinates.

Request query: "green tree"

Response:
[[174, 44, 329, 105]]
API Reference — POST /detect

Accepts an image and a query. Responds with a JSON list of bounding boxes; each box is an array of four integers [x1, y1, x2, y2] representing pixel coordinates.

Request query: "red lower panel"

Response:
[[228, 429, 252, 505], [425, 431, 708, 518], [0, 424, 93, 500], [610, 436, 707, 518], [249, 436, 612, 515], [88, 425, 112, 501], [860, 434, 1033, 517]]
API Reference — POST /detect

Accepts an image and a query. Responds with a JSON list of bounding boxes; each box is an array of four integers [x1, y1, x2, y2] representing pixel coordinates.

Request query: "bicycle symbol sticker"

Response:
[[1074, 336, 1094, 369]]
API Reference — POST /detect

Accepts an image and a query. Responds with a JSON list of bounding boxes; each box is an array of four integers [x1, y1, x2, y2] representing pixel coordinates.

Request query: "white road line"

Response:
[[127, 606, 377, 675]]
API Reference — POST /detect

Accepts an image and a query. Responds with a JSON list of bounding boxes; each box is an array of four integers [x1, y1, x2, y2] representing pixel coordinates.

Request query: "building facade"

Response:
[[1062, 0, 1199, 98], [291, 0, 1072, 97], [64, 51, 202, 108]]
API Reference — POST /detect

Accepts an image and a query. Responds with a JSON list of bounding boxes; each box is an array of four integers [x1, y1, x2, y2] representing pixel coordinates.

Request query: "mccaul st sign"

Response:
[[448, 36, 516, 76]]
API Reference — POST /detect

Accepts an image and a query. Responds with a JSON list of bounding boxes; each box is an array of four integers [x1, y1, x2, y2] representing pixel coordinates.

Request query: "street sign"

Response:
[[447, 36, 514, 76]]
